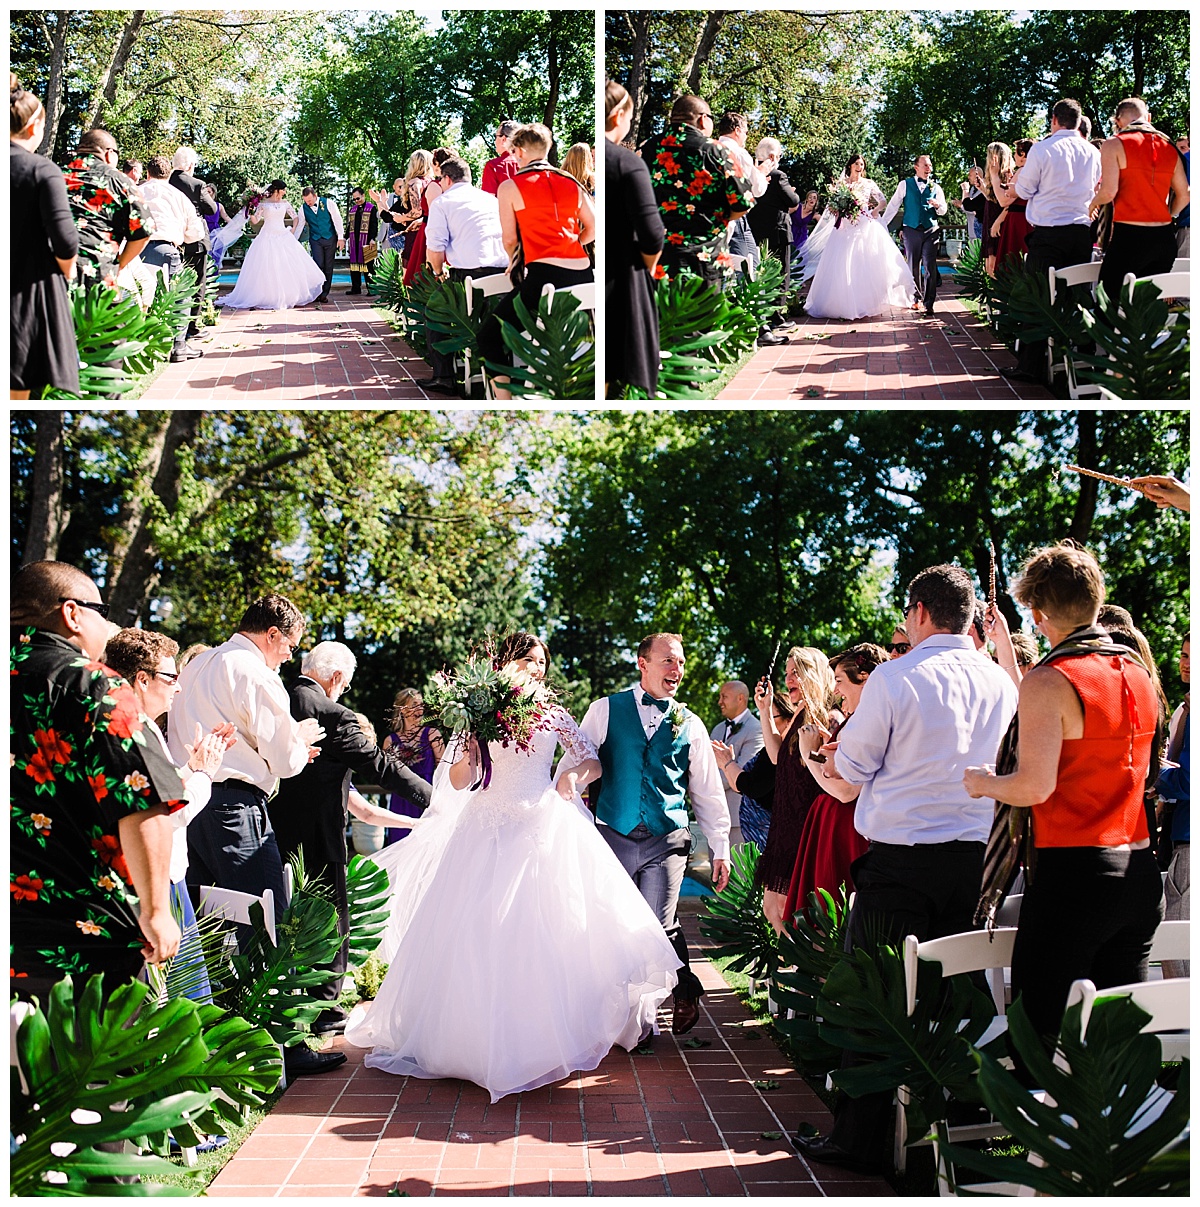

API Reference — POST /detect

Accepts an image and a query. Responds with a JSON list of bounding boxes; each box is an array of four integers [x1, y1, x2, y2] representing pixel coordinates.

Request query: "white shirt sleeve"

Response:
[[833, 671, 892, 787], [234, 661, 312, 780], [424, 196, 450, 253], [291, 203, 305, 240], [686, 714, 732, 861], [577, 697, 610, 755], [326, 198, 344, 238], [1015, 146, 1041, 201], [881, 180, 906, 226]]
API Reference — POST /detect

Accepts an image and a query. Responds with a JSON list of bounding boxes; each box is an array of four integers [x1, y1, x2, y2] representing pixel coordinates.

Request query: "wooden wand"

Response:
[[1061, 463, 1150, 495]]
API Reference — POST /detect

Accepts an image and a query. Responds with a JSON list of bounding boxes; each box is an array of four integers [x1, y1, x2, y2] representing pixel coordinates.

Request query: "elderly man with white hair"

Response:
[[168, 144, 218, 348], [746, 135, 800, 336], [268, 640, 433, 1045]]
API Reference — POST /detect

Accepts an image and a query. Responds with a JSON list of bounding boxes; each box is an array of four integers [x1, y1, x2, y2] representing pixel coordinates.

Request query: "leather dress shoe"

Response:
[[757, 330, 788, 346], [417, 375, 457, 395], [1000, 365, 1043, 385], [170, 347, 202, 362], [284, 1047, 347, 1076], [672, 997, 700, 1035], [312, 1008, 348, 1035], [794, 1132, 876, 1173]]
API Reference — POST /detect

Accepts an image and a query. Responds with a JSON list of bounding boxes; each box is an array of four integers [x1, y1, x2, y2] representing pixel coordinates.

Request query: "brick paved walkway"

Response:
[[206, 910, 893, 1197], [718, 293, 1054, 402], [138, 291, 432, 401]]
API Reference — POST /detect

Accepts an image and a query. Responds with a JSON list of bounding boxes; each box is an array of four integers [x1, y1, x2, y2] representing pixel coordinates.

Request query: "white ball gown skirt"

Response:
[[218, 222, 326, 310], [345, 735, 682, 1103], [805, 213, 916, 320]]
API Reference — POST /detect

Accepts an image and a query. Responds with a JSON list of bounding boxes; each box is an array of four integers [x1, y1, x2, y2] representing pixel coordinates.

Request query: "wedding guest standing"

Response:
[[1092, 97, 1189, 298], [718, 690, 796, 851], [1005, 99, 1101, 385], [753, 647, 837, 933], [381, 688, 443, 844], [964, 543, 1162, 1060], [481, 123, 595, 400], [747, 136, 800, 336], [10, 75, 78, 400], [169, 147, 217, 347], [563, 142, 595, 194], [709, 680, 764, 848], [345, 186, 378, 295], [402, 148, 452, 288], [482, 120, 521, 194], [991, 139, 1034, 267], [140, 156, 202, 361], [604, 80, 663, 398]]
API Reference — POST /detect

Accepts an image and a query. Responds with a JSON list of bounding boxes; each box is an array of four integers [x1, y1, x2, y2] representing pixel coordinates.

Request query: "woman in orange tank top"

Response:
[[477, 122, 595, 399], [964, 542, 1164, 1061]]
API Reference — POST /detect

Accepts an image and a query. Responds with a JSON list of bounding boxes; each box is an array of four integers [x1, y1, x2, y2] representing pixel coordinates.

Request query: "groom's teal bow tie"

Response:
[[642, 692, 669, 712]]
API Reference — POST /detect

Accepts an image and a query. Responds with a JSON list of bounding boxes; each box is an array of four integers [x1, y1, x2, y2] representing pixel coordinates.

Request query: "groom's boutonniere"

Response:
[[665, 700, 688, 739]]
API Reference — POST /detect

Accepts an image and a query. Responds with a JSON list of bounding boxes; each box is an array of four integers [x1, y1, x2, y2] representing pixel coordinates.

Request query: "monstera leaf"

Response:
[[656, 270, 758, 361], [952, 237, 989, 303], [987, 256, 1088, 351], [1077, 280, 1190, 401], [124, 265, 199, 377], [42, 285, 150, 400], [817, 943, 994, 1142], [346, 853, 392, 965], [728, 251, 786, 329], [371, 247, 407, 312], [697, 841, 779, 981], [488, 292, 596, 399], [772, 887, 852, 1072], [11, 975, 214, 1195], [656, 344, 726, 399], [940, 995, 1190, 1195]]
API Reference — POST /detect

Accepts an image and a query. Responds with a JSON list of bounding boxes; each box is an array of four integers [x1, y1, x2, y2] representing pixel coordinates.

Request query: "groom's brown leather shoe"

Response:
[[672, 997, 700, 1035]]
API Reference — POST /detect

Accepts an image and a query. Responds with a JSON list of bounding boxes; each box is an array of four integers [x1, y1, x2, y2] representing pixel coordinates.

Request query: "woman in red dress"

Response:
[[992, 138, 1034, 269], [783, 644, 887, 922], [400, 148, 452, 288]]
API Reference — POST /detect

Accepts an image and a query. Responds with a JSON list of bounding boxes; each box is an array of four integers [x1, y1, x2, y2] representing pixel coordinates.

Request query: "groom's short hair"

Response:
[[439, 157, 471, 185], [1051, 99, 1082, 129], [637, 632, 684, 660], [301, 185, 316, 198]]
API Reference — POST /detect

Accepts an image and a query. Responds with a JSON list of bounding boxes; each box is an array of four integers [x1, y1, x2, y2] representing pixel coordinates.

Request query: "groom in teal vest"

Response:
[[881, 153, 948, 315], [299, 186, 345, 304], [578, 633, 731, 1035]]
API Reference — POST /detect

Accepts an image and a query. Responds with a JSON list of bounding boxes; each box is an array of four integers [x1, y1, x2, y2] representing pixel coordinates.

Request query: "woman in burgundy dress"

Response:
[[381, 689, 444, 845], [400, 147, 452, 288], [783, 644, 887, 922], [991, 138, 1034, 269], [753, 647, 838, 934]]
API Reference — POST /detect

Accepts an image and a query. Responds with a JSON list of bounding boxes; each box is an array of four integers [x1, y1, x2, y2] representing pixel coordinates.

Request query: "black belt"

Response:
[[213, 780, 268, 803]]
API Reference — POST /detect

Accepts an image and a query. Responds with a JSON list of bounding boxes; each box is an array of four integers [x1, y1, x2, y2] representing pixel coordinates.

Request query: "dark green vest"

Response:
[[595, 690, 692, 835]]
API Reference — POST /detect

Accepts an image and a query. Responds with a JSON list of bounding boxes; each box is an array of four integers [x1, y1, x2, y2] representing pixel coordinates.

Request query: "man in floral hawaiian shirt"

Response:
[[640, 94, 752, 289], [61, 128, 155, 290], [10, 561, 185, 1004]]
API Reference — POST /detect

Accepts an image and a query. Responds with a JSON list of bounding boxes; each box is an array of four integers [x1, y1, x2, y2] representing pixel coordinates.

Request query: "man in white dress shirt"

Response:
[[1005, 98, 1102, 384], [577, 633, 731, 1035], [140, 155, 203, 362], [881, 154, 948, 316], [169, 594, 324, 923], [709, 680, 764, 847], [421, 157, 508, 392], [796, 564, 1018, 1172]]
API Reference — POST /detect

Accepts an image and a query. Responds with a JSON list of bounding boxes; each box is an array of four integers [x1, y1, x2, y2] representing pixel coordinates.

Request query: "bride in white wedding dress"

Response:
[[804, 153, 916, 320], [217, 180, 325, 310], [345, 633, 681, 1103]]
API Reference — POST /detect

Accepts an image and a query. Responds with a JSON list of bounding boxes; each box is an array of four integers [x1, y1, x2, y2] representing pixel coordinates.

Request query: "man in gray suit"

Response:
[[709, 680, 764, 848]]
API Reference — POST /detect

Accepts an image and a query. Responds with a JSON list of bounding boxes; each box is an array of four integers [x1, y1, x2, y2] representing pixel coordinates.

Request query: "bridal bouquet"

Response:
[[826, 180, 864, 229], [424, 648, 556, 788]]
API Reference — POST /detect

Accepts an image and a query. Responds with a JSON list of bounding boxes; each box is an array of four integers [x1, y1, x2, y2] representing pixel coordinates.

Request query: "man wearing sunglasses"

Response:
[[11, 561, 186, 1004]]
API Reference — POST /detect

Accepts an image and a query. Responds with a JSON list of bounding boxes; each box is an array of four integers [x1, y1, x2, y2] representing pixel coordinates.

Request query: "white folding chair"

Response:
[[894, 928, 1018, 1175], [728, 253, 757, 282], [1065, 975, 1189, 1065], [1120, 270, 1190, 308], [462, 271, 513, 397], [1047, 262, 1102, 398], [1147, 918, 1189, 978], [1170, 257, 1189, 274]]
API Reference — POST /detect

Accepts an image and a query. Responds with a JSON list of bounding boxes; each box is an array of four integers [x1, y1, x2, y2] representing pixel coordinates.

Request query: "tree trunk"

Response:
[[683, 11, 728, 96], [36, 10, 71, 157], [1131, 12, 1145, 97], [88, 10, 146, 129], [542, 12, 562, 141], [625, 11, 652, 147], [1067, 410, 1100, 544], [106, 411, 202, 626], [25, 413, 71, 564]]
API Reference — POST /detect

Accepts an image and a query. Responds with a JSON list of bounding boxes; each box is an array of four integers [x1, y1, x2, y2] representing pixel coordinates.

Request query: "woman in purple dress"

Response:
[[381, 689, 444, 844]]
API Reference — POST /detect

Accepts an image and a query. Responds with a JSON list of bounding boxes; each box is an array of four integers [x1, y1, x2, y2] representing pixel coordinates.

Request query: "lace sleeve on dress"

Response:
[[549, 706, 598, 763]]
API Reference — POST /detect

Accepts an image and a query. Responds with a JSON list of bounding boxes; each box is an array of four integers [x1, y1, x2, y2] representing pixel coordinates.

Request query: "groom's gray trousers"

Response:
[[901, 225, 939, 311], [598, 822, 705, 1001]]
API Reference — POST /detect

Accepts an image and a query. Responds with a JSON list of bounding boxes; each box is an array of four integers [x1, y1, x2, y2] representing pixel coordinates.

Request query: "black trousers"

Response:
[[426, 264, 507, 382], [829, 839, 986, 1163], [309, 236, 336, 299], [1016, 223, 1094, 378], [1098, 222, 1178, 301], [268, 790, 350, 1004], [1011, 845, 1163, 1060], [349, 267, 373, 294], [476, 262, 593, 369], [180, 240, 210, 340], [901, 225, 939, 311], [185, 781, 287, 929], [762, 232, 792, 318]]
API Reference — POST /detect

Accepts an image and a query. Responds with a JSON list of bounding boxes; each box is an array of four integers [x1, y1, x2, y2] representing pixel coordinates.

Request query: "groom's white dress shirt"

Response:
[[1015, 129, 1101, 227], [576, 686, 732, 860], [881, 177, 948, 227]]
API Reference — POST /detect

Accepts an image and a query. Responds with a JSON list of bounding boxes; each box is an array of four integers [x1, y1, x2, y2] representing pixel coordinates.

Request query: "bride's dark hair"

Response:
[[266, 178, 287, 195], [843, 152, 864, 175], [494, 631, 548, 669]]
